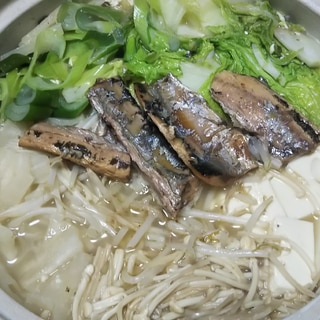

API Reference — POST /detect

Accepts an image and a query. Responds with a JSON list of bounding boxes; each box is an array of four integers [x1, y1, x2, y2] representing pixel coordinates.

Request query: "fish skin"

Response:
[[134, 74, 258, 186], [88, 77, 200, 218], [19, 122, 131, 181], [211, 70, 320, 163]]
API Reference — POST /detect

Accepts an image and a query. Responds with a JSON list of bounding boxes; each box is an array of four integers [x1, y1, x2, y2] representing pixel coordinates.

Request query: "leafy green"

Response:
[[0, 0, 320, 127], [0, 54, 31, 77], [0, 1, 131, 122]]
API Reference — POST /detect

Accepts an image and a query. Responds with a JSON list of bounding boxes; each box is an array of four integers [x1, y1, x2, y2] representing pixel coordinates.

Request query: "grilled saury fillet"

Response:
[[211, 70, 320, 163], [88, 78, 200, 217], [19, 122, 131, 181], [134, 74, 258, 186]]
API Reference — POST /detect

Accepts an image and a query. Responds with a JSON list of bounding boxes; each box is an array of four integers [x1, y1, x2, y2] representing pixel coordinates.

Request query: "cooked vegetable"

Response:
[[0, 54, 31, 77], [2, 1, 320, 320], [0, 2, 129, 121], [274, 27, 320, 68], [1, 0, 320, 128]]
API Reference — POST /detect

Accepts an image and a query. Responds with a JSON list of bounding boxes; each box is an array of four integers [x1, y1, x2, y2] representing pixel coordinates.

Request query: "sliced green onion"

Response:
[[34, 24, 66, 59], [15, 85, 58, 107], [26, 48, 93, 91], [33, 52, 69, 82], [5, 101, 53, 122], [133, 0, 152, 48], [57, 2, 83, 31], [0, 54, 31, 77], [75, 5, 126, 31], [83, 30, 125, 64], [51, 95, 88, 118]]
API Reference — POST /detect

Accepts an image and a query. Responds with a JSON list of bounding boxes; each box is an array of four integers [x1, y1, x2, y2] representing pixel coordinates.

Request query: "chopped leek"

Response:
[[5, 102, 53, 122], [0, 0, 320, 127], [0, 54, 31, 77]]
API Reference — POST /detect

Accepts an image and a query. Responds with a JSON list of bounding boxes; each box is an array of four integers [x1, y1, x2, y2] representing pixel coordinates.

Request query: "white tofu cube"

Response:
[[269, 177, 314, 220], [228, 176, 286, 220], [270, 216, 314, 295]]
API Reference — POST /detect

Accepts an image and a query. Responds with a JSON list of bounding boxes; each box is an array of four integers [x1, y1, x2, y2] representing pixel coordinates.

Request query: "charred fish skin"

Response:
[[210, 70, 320, 163], [134, 74, 258, 186], [88, 78, 200, 218], [19, 122, 131, 181]]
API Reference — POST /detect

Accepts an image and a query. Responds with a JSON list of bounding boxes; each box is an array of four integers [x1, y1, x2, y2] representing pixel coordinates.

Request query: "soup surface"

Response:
[[1, 0, 320, 319], [1, 118, 320, 319]]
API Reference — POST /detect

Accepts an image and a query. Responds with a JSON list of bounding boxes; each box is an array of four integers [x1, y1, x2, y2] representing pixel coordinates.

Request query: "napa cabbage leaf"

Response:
[[0, 0, 320, 126]]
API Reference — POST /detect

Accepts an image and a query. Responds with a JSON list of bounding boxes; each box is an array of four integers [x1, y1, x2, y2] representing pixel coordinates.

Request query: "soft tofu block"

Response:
[[270, 216, 314, 295], [270, 177, 315, 220], [227, 176, 286, 220], [314, 218, 320, 272], [283, 150, 320, 220]]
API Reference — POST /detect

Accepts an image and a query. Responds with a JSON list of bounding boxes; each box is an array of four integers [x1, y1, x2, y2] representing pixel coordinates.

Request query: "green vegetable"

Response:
[[0, 1, 131, 122], [15, 84, 57, 106], [4, 83, 89, 121], [0, 54, 31, 77], [5, 101, 53, 122], [0, 0, 320, 127], [51, 96, 88, 119], [0, 70, 21, 119]]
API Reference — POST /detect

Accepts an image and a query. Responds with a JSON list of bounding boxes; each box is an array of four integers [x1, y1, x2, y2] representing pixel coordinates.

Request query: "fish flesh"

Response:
[[19, 122, 131, 181], [210, 70, 320, 163], [88, 77, 200, 218], [134, 74, 258, 186]]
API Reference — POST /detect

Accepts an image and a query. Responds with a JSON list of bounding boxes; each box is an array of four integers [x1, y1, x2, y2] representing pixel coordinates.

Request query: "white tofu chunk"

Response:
[[270, 216, 314, 295], [314, 218, 320, 273], [227, 175, 286, 220], [286, 150, 320, 215], [269, 177, 315, 220]]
